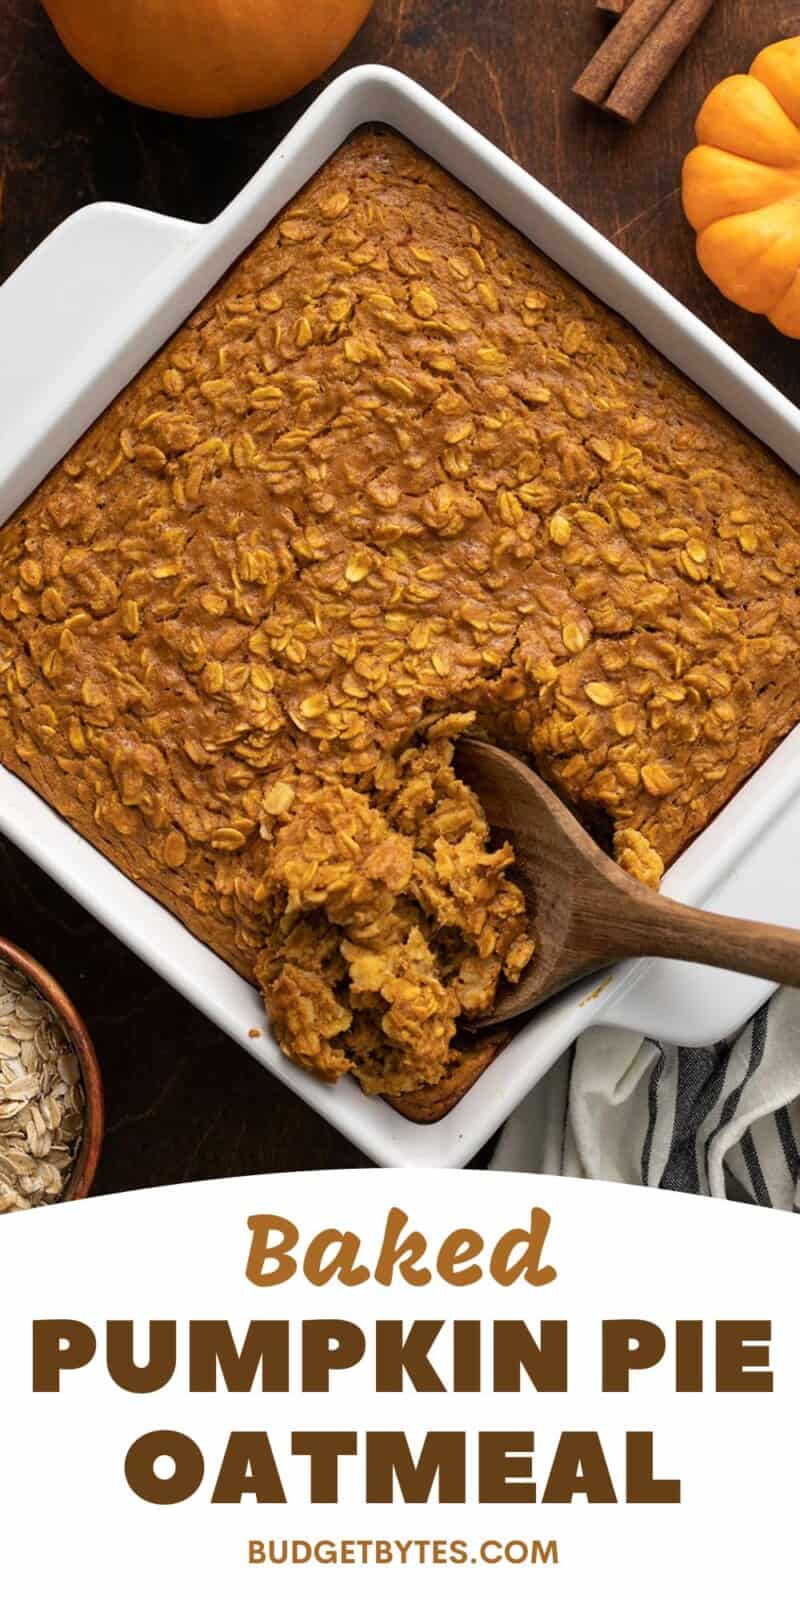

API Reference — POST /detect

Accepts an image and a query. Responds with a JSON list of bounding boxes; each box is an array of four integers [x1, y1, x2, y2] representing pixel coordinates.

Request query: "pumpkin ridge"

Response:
[[698, 200, 800, 315], [752, 37, 800, 126], [696, 75, 800, 169], [682, 146, 800, 231]]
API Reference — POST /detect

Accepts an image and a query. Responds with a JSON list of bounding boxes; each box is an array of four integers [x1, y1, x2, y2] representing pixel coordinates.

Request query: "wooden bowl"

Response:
[[0, 935, 104, 1201]]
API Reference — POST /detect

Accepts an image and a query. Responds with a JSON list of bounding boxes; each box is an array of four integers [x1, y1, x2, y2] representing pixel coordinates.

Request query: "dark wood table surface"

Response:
[[1, 0, 797, 1191]]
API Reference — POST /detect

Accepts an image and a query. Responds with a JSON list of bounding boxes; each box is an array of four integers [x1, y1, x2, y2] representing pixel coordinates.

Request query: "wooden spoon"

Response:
[[455, 738, 800, 1027]]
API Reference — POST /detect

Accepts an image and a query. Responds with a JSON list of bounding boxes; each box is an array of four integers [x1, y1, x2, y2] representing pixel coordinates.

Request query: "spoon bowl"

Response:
[[456, 738, 800, 1027]]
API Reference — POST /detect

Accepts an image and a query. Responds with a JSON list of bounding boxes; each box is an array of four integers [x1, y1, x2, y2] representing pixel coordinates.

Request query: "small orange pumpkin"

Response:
[[682, 37, 800, 337], [40, 0, 375, 119]]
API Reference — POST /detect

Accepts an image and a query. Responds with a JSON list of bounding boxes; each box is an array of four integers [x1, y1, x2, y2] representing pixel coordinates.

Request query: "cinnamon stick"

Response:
[[596, 1, 629, 15], [605, 0, 717, 123], [574, 0, 674, 106]]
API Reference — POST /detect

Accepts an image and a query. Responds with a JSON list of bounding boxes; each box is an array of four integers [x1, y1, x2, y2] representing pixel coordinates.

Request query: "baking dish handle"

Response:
[[0, 202, 200, 521]]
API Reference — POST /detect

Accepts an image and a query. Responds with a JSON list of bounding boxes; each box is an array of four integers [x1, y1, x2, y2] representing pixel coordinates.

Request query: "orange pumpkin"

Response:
[[41, 0, 375, 118], [682, 37, 800, 337]]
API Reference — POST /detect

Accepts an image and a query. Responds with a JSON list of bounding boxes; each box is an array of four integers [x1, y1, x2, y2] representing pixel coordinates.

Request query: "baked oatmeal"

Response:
[[1, 130, 798, 1103]]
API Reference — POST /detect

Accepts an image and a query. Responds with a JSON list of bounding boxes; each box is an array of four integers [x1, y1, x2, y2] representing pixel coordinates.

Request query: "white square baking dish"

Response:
[[2, 65, 800, 1169]]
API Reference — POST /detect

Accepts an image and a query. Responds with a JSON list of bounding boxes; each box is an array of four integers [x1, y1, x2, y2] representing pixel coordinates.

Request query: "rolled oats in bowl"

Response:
[[0, 958, 85, 1213]]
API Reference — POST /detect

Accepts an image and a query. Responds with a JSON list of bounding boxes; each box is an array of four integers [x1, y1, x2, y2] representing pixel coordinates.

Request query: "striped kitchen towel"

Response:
[[490, 987, 800, 1210]]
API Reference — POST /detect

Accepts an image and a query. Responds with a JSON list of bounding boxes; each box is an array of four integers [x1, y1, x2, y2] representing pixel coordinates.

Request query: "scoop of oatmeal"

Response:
[[254, 733, 535, 1095]]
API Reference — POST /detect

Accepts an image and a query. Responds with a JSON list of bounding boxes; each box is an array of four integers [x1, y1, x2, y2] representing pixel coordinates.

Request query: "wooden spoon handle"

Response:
[[618, 892, 800, 989]]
